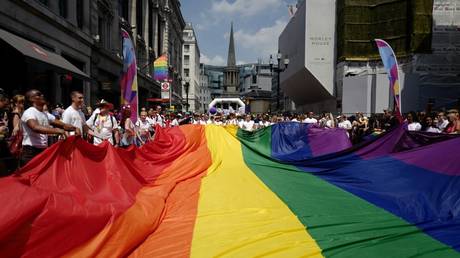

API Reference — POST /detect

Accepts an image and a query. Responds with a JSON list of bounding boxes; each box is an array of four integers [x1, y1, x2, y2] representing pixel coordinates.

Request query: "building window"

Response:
[[148, 5, 154, 49], [98, 1, 113, 50], [252, 74, 257, 84], [77, 0, 84, 28], [184, 55, 190, 66], [184, 44, 190, 53], [184, 69, 190, 77], [59, 0, 67, 18], [118, 0, 129, 21], [136, 0, 144, 38]]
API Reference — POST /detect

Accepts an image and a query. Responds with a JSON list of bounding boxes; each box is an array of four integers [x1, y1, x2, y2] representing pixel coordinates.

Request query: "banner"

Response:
[[153, 54, 169, 82], [375, 39, 403, 122], [120, 29, 138, 122]]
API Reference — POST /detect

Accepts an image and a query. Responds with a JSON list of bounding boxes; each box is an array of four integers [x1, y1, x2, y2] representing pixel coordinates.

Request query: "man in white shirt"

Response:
[[136, 111, 151, 143], [338, 115, 352, 130], [303, 112, 318, 124], [62, 91, 90, 137], [86, 101, 119, 146], [21, 89, 78, 166]]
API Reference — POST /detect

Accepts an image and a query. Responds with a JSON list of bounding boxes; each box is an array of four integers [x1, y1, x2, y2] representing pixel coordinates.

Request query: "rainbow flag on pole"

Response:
[[154, 54, 169, 81], [1, 123, 459, 257], [375, 39, 403, 121], [120, 29, 138, 122]]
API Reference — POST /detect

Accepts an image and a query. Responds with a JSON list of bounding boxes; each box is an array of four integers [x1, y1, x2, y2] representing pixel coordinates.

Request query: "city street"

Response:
[[0, 0, 459, 257]]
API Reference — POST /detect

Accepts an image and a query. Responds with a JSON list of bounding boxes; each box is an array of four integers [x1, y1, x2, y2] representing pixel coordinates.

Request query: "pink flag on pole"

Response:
[[375, 39, 403, 122], [120, 29, 138, 123]]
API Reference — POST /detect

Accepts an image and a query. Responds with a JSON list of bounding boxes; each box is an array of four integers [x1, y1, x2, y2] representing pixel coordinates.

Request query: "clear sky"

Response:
[[180, 0, 295, 66]]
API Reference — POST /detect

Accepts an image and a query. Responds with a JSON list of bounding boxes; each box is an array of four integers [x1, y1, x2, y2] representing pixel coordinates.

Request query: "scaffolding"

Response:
[[337, 0, 434, 61]]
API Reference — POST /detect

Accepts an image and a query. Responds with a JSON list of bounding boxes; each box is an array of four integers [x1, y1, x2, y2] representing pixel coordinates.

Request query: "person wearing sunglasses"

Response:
[[20, 89, 80, 167]]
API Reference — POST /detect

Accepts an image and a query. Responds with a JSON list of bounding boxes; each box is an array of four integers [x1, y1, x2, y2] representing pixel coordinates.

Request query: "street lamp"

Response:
[[183, 77, 191, 112], [270, 50, 289, 111]]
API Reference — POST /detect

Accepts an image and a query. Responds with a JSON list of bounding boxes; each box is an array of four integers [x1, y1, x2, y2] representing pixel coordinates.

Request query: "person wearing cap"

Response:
[[445, 109, 460, 134], [86, 100, 119, 146], [20, 89, 79, 166]]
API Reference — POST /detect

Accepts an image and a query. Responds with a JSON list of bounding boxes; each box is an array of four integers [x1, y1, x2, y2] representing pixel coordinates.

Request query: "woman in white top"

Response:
[[424, 116, 441, 133], [406, 112, 422, 131], [122, 107, 136, 146], [241, 115, 255, 131]]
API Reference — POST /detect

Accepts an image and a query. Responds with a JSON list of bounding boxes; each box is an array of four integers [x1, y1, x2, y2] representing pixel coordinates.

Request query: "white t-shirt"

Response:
[[437, 119, 449, 131], [426, 126, 441, 133], [241, 120, 255, 131], [62, 105, 85, 135], [408, 122, 422, 131], [303, 118, 318, 124], [259, 121, 272, 127], [146, 117, 156, 126], [155, 114, 164, 127], [338, 120, 352, 130], [136, 119, 151, 133], [170, 119, 179, 127], [227, 119, 238, 126], [21, 107, 56, 148], [86, 113, 118, 145]]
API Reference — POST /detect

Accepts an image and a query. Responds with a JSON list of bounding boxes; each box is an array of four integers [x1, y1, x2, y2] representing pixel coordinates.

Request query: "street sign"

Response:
[[161, 82, 170, 91]]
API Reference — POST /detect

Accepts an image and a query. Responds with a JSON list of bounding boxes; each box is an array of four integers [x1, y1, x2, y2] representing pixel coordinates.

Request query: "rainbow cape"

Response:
[[1, 124, 459, 257]]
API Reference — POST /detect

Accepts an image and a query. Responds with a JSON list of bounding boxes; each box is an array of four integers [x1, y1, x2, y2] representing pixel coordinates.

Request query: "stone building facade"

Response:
[[182, 23, 200, 112], [0, 0, 185, 108]]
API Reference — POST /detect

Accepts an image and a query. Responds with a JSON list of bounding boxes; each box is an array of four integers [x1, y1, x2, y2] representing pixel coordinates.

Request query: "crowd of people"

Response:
[[1, 87, 459, 175]]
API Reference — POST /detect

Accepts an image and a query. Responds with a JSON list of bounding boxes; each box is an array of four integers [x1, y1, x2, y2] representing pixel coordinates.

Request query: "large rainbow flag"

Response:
[[154, 54, 169, 82], [1, 123, 459, 257]]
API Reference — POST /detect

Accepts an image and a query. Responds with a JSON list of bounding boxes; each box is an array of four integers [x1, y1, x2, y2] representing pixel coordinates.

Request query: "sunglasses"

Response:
[[34, 92, 44, 97]]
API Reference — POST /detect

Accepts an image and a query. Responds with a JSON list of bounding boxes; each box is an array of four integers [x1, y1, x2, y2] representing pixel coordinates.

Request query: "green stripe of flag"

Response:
[[237, 127, 458, 258]]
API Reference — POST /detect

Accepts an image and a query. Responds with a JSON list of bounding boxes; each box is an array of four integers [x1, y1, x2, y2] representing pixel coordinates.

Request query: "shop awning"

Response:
[[146, 98, 170, 103], [0, 28, 90, 80]]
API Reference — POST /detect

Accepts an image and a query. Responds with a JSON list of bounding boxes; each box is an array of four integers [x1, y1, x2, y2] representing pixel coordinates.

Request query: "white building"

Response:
[[199, 63, 212, 113], [182, 23, 201, 112], [278, 0, 337, 113]]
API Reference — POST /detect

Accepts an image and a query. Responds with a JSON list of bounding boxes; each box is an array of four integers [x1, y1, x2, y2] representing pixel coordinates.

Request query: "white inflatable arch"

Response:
[[208, 98, 246, 114]]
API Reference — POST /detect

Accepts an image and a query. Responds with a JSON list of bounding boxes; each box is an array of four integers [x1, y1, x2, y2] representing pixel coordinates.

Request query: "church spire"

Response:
[[227, 22, 236, 67]]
